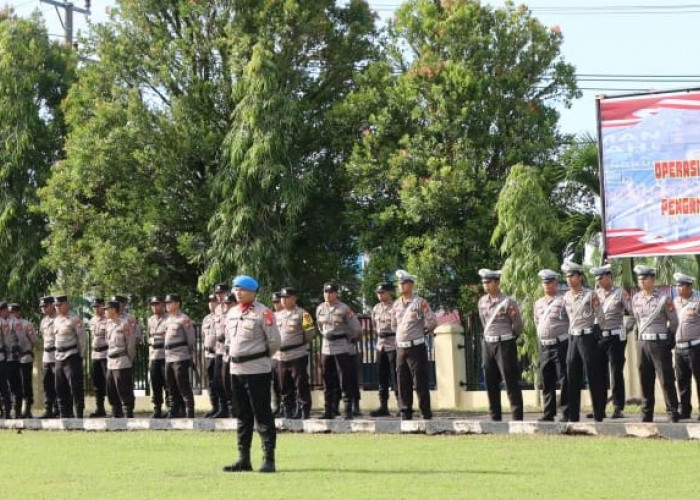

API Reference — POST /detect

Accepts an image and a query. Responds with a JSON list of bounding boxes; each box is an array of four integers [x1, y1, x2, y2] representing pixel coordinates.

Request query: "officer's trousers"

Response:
[[165, 359, 194, 415], [55, 354, 84, 418], [376, 349, 398, 401], [278, 355, 311, 416], [482, 338, 523, 420], [322, 353, 356, 409], [91, 358, 107, 405], [107, 367, 135, 413], [149, 358, 167, 407], [638, 339, 678, 421], [600, 335, 627, 411], [5, 360, 23, 408], [567, 334, 606, 421], [19, 361, 33, 406], [539, 340, 568, 420], [675, 344, 700, 417], [231, 371, 276, 451], [397, 344, 432, 418], [42, 361, 57, 412]]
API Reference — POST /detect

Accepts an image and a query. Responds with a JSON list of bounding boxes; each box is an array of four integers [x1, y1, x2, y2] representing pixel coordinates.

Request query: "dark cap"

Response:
[[54, 295, 68, 303], [376, 282, 395, 293], [280, 287, 297, 298], [271, 292, 282, 303], [111, 295, 128, 303], [0, 301, 6, 310], [634, 265, 656, 277], [90, 297, 105, 308], [8, 303, 20, 312], [208, 294, 217, 302], [39, 296, 55, 307], [105, 300, 121, 310], [214, 283, 230, 293], [150, 296, 165, 305], [323, 283, 339, 293], [224, 293, 236, 304], [165, 293, 181, 303]]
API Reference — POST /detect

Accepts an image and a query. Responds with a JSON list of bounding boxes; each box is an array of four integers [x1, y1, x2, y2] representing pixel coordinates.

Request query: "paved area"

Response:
[[2, 415, 700, 440]]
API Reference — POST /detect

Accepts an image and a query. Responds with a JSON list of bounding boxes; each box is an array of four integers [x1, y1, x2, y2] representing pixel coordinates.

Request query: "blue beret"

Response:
[[233, 275, 259, 292]]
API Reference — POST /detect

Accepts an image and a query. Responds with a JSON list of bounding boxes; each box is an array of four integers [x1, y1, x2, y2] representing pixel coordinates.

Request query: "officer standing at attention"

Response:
[[38, 296, 58, 418], [271, 291, 284, 417], [218, 293, 237, 417], [88, 298, 108, 418], [632, 265, 680, 422], [212, 284, 231, 418], [590, 264, 634, 419], [104, 300, 137, 418], [316, 283, 362, 420], [202, 294, 220, 418], [163, 293, 196, 418], [0, 303, 12, 418], [3, 303, 24, 419], [53, 295, 86, 418], [477, 269, 524, 421], [370, 281, 399, 417], [113, 295, 143, 345], [146, 296, 169, 418], [561, 261, 606, 422], [8, 304, 38, 418], [672, 272, 700, 420], [223, 275, 280, 473], [533, 269, 569, 422], [392, 270, 437, 420], [275, 287, 315, 419]]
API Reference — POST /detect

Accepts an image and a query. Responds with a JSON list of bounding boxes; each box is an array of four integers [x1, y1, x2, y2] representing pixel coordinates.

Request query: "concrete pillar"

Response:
[[433, 323, 465, 409]]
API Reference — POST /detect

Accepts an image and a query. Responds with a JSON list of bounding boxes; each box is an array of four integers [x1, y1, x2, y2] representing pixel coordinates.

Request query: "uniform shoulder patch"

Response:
[[124, 322, 133, 336], [344, 308, 354, 319], [591, 295, 600, 307], [73, 316, 83, 328], [264, 309, 274, 326], [666, 298, 676, 312], [182, 317, 192, 328]]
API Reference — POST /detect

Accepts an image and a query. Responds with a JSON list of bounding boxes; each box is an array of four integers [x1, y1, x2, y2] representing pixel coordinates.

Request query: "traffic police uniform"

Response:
[[38, 296, 58, 418], [477, 269, 524, 421], [0, 302, 12, 418], [217, 293, 236, 417], [105, 300, 137, 417], [53, 295, 87, 418], [370, 282, 399, 417], [8, 304, 38, 418], [163, 293, 196, 418], [202, 294, 220, 417], [631, 265, 680, 422], [672, 273, 700, 419], [3, 303, 24, 418], [147, 296, 169, 418], [274, 287, 315, 419], [88, 298, 109, 417], [393, 270, 437, 420], [533, 270, 569, 421], [591, 264, 634, 418], [270, 291, 284, 417], [316, 283, 363, 420], [223, 275, 281, 474], [561, 261, 606, 422]]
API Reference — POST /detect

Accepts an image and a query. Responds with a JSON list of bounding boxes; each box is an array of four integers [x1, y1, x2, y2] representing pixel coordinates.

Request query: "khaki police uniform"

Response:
[[202, 311, 220, 416], [89, 314, 109, 415], [53, 312, 86, 418], [372, 301, 399, 414], [674, 292, 700, 418], [0, 316, 12, 417], [534, 293, 569, 421], [147, 312, 169, 415], [39, 310, 58, 417], [164, 312, 196, 418], [9, 317, 38, 417], [3, 317, 23, 417], [106, 316, 137, 417], [275, 306, 314, 418], [214, 303, 233, 417]]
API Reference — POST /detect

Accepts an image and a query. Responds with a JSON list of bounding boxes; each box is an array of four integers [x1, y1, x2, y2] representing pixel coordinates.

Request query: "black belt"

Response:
[[165, 341, 188, 350], [56, 344, 77, 353], [44, 347, 56, 352], [94, 345, 108, 352], [230, 351, 269, 363], [20, 351, 33, 357], [378, 332, 396, 338], [108, 351, 127, 359], [151, 342, 165, 349], [0, 348, 5, 354], [280, 342, 305, 352], [324, 333, 347, 341]]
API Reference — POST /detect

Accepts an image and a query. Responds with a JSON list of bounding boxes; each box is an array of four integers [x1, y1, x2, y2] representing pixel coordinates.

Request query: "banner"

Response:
[[598, 89, 700, 257]]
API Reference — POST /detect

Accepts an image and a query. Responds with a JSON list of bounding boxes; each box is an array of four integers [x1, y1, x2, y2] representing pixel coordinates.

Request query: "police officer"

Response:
[[38, 296, 58, 418], [0, 302, 12, 418], [104, 300, 137, 418], [146, 296, 168, 418], [477, 269, 524, 422], [275, 287, 315, 419], [211, 284, 231, 418], [316, 283, 362, 420], [113, 295, 143, 346], [561, 261, 606, 422], [370, 281, 399, 417], [533, 269, 569, 422], [8, 304, 38, 418], [223, 275, 281, 473], [88, 298, 109, 417], [163, 293, 196, 418], [3, 302, 23, 418], [217, 292, 237, 417], [53, 295, 86, 418], [632, 265, 679, 422], [672, 272, 700, 420], [202, 294, 220, 417], [591, 264, 634, 419], [271, 291, 284, 417]]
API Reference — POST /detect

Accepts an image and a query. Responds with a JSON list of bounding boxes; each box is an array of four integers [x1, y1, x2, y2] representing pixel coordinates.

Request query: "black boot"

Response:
[[76, 408, 84, 419], [352, 399, 362, 417], [259, 446, 276, 473], [302, 405, 311, 420], [319, 402, 334, 420], [125, 407, 134, 418], [13, 403, 23, 419], [111, 407, 124, 418], [39, 405, 56, 419], [204, 396, 219, 418], [215, 401, 231, 418], [343, 402, 353, 421], [185, 403, 195, 419], [370, 396, 390, 417], [22, 401, 33, 419], [223, 447, 253, 472], [89, 400, 107, 418], [150, 405, 163, 419]]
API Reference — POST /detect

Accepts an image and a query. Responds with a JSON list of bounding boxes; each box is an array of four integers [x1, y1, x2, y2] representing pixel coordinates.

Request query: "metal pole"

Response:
[[65, 2, 73, 46]]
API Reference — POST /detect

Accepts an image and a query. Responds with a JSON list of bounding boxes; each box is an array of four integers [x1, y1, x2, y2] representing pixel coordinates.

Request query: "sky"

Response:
[[5, 0, 700, 137]]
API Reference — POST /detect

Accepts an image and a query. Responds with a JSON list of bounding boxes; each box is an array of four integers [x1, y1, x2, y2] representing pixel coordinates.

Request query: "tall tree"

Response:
[[0, 11, 75, 306]]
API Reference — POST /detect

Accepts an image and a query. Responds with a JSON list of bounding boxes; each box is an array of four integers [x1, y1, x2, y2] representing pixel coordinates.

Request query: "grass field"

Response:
[[2, 431, 698, 499]]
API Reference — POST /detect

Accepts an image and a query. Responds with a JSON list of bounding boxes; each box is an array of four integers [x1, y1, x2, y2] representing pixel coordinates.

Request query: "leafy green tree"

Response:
[[0, 11, 75, 307]]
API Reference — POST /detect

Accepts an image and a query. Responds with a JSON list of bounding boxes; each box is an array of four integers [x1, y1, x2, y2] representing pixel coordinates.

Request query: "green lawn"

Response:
[[2, 431, 698, 499]]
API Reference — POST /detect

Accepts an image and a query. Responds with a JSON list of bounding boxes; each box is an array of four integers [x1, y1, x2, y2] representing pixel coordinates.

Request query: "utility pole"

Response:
[[39, 1, 91, 47]]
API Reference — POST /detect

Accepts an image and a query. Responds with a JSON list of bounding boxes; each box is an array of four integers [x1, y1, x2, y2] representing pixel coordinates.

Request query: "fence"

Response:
[[82, 315, 437, 395]]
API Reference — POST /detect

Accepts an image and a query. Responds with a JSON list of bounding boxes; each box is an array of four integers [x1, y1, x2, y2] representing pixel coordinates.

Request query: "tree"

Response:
[[0, 11, 76, 307], [344, 0, 579, 310]]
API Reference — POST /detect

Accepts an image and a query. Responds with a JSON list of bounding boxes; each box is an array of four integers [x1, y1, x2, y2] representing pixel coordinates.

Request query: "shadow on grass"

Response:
[[279, 468, 521, 475]]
